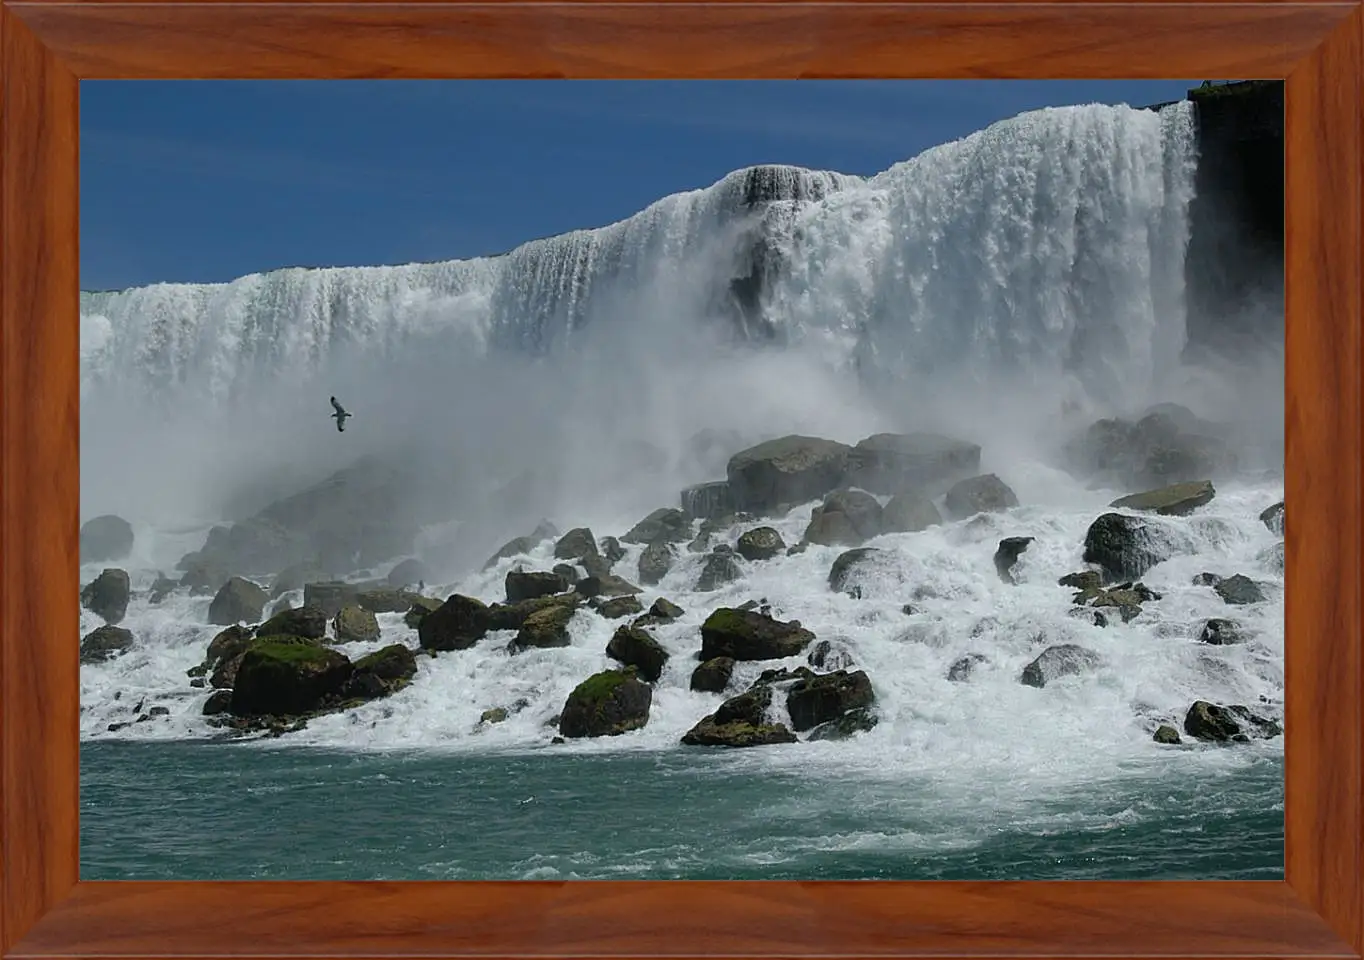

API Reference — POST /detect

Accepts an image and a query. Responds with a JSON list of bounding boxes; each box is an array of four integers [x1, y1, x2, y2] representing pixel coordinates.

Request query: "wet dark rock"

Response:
[[880, 493, 942, 534], [1260, 501, 1285, 536], [605, 624, 669, 682], [1198, 618, 1250, 645], [80, 624, 135, 664], [726, 435, 851, 514], [649, 597, 685, 620], [505, 569, 570, 603], [622, 508, 690, 545], [355, 588, 422, 614], [805, 489, 884, 546], [1059, 570, 1102, 591], [386, 558, 430, 588], [807, 639, 855, 672], [229, 638, 352, 717], [700, 608, 814, 661], [256, 604, 328, 641], [1153, 724, 1182, 744], [208, 577, 268, 626], [600, 537, 626, 564], [418, 594, 490, 652], [1110, 480, 1216, 517], [638, 541, 675, 586], [994, 537, 1034, 584], [947, 653, 989, 682], [343, 644, 418, 699], [403, 596, 443, 629], [845, 432, 980, 495], [696, 552, 743, 592], [1067, 607, 1110, 628], [559, 668, 652, 738], [552, 563, 581, 584], [680, 481, 735, 522], [80, 514, 134, 564], [553, 527, 598, 562], [333, 604, 381, 644], [575, 573, 643, 599], [1184, 700, 1281, 742], [785, 669, 875, 732], [1020, 644, 1102, 688], [1214, 574, 1266, 605], [303, 581, 361, 618], [81, 568, 131, 624], [681, 685, 797, 747], [690, 656, 736, 693], [943, 474, 1018, 520], [593, 595, 644, 620], [148, 574, 179, 605], [1193, 572, 1223, 587], [806, 706, 879, 741], [202, 689, 233, 716], [736, 526, 786, 561], [511, 602, 577, 651], [1082, 513, 1169, 582]]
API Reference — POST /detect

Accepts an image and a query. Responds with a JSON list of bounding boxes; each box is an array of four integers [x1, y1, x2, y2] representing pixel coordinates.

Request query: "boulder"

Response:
[[256, 604, 328, 641], [505, 570, 570, 603], [418, 594, 490, 652], [1065, 412, 1236, 488], [600, 537, 626, 564], [994, 537, 1034, 584], [553, 527, 598, 561], [1198, 618, 1250, 645], [1183, 700, 1282, 742], [343, 644, 418, 699], [206, 625, 258, 689], [649, 597, 684, 620], [947, 653, 988, 682], [622, 508, 690, 545], [333, 604, 381, 644], [681, 685, 797, 747], [806, 707, 879, 741], [574, 573, 643, 599], [552, 563, 581, 584], [80, 515, 134, 564], [1153, 724, 1182, 744], [1260, 501, 1285, 536], [229, 638, 352, 717], [785, 669, 875, 732], [1020, 644, 1102, 688], [880, 494, 942, 534], [681, 481, 735, 522], [80, 625, 134, 664], [736, 526, 786, 561], [356, 588, 421, 614], [80, 568, 130, 624], [695, 551, 743, 592], [807, 639, 855, 672], [148, 574, 179, 605], [690, 656, 736, 693], [303, 581, 361, 618], [638, 541, 675, 586], [593, 595, 644, 620], [700, 608, 814, 661], [386, 558, 430, 588], [202, 690, 233, 716], [943, 474, 1018, 519], [403, 596, 443, 629], [726, 435, 851, 513], [827, 547, 890, 595], [207, 577, 268, 626], [559, 668, 652, 738], [511, 602, 576, 650], [1214, 574, 1266, 605], [178, 556, 231, 597], [1109, 480, 1216, 517], [845, 432, 980, 495], [487, 593, 580, 631], [1059, 570, 1102, 591], [1082, 513, 1168, 582], [804, 489, 883, 546], [605, 625, 670, 682]]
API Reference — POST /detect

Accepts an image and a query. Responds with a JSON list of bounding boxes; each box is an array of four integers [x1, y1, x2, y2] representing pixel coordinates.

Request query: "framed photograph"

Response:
[[2, 2, 1359, 959]]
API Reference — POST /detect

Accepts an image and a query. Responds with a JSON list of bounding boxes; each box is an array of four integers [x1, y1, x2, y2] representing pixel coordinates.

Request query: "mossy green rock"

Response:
[[681, 686, 797, 747], [605, 624, 669, 682], [257, 604, 328, 641], [1109, 480, 1215, 517], [513, 602, 577, 650], [418, 594, 489, 652], [700, 608, 815, 661], [594, 595, 644, 620], [229, 637, 352, 717], [334, 604, 381, 643], [690, 656, 735, 693], [487, 593, 580, 631], [559, 668, 652, 738], [344, 644, 417, 699]]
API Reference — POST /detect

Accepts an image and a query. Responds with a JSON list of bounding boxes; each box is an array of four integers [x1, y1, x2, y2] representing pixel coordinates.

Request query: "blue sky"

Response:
[[80, 80, 1203, 291]]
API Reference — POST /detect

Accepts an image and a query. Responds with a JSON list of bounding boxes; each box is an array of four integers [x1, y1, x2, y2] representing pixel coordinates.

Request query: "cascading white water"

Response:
[[78, 98, 1283, 847]]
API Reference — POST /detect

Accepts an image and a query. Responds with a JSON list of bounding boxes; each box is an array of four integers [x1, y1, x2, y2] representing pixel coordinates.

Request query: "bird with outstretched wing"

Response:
[[329, 396, 352, 433]]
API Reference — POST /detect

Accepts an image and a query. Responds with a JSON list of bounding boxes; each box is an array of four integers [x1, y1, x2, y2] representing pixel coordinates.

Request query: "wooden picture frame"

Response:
[[2, 2, 1359, 957]]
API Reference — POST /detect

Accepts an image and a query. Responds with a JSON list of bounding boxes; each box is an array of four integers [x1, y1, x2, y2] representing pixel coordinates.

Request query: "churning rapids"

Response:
[[78, 100, 1284, 877]]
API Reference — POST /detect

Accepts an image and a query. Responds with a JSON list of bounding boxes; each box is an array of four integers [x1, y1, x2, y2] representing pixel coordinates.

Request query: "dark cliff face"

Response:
[[1182, 81, 1285, 359]]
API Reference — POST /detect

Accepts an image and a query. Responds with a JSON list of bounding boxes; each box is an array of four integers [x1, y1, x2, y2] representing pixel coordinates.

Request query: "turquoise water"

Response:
[[81, 741, 1283, 880]]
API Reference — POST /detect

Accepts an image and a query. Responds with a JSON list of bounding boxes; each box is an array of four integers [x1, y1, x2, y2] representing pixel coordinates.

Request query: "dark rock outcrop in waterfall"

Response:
[[81, 568, 131, 624], [80, 515, 134, 564]]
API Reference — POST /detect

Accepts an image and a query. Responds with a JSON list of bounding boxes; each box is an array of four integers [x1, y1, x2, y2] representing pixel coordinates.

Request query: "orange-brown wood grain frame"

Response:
[[1, 3, 1360, 958]]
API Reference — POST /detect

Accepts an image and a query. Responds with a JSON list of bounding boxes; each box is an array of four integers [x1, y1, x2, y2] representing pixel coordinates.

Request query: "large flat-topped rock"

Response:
[[726, 435, 851, 513], [846, 432, 981, 494]]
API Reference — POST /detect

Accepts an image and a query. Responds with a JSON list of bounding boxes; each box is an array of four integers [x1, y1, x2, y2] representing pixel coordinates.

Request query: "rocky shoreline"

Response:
[[79, 403, 1285, 749]]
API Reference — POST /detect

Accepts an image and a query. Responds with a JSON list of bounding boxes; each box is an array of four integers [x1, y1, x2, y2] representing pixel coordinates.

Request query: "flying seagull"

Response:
[[329, 396, 352, 433]]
